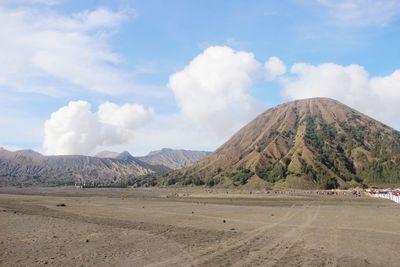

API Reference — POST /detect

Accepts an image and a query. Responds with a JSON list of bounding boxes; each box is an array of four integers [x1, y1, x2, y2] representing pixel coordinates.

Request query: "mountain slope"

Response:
[[0, 148, 158, 186], [137, 148, 211, 170], [165, 98, 400, 189]]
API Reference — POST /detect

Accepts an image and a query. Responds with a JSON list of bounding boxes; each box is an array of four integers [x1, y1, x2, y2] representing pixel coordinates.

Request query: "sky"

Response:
[[1, 0, 400, 156]]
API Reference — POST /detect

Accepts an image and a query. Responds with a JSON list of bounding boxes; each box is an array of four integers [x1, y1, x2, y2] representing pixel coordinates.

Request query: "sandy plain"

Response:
[[0, 187, 399, 267]]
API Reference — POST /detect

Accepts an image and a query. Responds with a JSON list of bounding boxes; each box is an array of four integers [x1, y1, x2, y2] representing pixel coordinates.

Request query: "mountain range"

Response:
[[160, 98, 400, 189], [95, 148, 210, 170], [0, 148, 210, 186]]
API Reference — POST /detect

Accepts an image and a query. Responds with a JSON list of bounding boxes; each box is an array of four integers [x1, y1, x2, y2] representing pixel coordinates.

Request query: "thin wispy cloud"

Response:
[[0, 0, 59, 6], [318, 0, 400, 26], [0, 4, 139, 96]]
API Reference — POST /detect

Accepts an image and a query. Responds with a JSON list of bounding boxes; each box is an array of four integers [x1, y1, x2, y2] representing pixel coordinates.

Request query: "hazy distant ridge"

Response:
[[137, 148, 211, 170]]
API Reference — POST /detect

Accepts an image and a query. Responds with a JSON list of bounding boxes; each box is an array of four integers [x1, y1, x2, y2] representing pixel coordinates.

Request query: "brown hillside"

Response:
[[165, 98, 400, 189]]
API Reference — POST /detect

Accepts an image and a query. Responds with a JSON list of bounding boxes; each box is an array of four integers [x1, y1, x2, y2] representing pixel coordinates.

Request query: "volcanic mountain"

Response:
[[165, 98, 400, 189]]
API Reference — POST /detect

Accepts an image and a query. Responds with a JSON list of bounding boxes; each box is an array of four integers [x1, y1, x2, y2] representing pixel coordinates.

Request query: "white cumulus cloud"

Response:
[[281, 62, 400, 127], [265, 56, 287, 80], [168, 46, 262, 140], [43, 101, 154, 155]]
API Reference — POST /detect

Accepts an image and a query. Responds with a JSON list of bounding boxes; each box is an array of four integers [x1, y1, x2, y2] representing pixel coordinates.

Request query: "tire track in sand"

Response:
[[230, 202, 321, 267], [324, 216, 339, 267], [147, 204, 302, 267]]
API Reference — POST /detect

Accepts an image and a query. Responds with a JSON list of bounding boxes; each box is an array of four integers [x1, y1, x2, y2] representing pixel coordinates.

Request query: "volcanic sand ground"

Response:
[[0, 187, 399, 266]]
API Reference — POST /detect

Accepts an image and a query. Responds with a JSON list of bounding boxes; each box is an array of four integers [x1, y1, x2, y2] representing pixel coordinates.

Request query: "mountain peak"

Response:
[[115, 151, 134, 161], [15, 149, 43, 157], [164, 98, 400, 189]]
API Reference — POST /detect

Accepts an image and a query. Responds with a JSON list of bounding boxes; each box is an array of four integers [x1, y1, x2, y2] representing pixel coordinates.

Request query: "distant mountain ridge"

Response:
[[0, 147, 211, 186], [160, 98, 400, 189], [95, 148, 211, 170], [137, 148, 211, 170], [0, 148, 157, 186]]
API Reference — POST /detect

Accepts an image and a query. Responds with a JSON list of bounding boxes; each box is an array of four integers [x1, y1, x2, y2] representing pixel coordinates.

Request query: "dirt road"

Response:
[[0, 187, 399, 266]]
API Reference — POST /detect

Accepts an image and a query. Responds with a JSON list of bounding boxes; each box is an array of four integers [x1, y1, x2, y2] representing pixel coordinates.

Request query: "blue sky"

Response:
[[1, 0, 400, 155]]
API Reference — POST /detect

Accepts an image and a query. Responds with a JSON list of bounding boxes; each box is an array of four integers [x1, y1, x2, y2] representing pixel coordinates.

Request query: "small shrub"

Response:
[[231, 168, 253, 186], [325, 177, 339, 190]]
